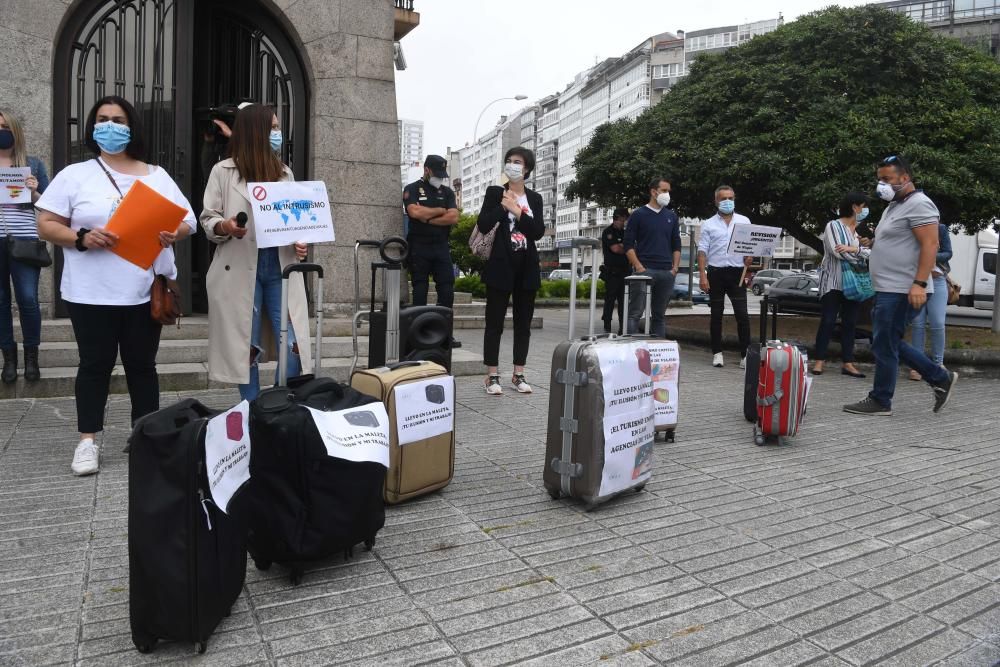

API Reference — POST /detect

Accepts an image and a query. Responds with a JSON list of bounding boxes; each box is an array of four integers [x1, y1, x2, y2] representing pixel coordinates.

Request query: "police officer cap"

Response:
[[424, 155, 449, 178]]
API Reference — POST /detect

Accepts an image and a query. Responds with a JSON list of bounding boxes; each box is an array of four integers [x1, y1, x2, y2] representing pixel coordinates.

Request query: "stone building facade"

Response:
[[0, 0, 418, 316]]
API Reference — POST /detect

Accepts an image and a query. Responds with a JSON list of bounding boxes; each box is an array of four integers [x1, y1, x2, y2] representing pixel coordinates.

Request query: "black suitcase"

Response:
[[128, 399, 247, 655], [246, 264, 388, 585]]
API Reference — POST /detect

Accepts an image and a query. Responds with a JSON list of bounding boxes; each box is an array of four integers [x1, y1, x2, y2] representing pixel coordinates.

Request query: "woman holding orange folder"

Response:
[[37, 96, 197, 477], [200, 103, 311, 402]]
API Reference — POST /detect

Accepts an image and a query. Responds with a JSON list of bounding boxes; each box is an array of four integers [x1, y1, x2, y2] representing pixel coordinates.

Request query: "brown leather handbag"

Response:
[[150, 275, 182, 326]]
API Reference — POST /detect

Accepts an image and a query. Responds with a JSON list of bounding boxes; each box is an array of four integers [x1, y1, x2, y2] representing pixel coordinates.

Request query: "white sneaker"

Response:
[[71, 438, 99, 476], [512, 374, 533, 394], [713, 353, 724, 368], [485, 375, 503, 395], [739, 356, 747, 370]]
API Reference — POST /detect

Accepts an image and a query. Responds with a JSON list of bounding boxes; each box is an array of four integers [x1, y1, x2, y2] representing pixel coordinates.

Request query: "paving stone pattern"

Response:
[[1, 309, 998, 666]]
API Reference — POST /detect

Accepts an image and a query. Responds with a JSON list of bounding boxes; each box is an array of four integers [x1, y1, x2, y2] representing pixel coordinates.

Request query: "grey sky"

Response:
[[395, 0, 872, 159]]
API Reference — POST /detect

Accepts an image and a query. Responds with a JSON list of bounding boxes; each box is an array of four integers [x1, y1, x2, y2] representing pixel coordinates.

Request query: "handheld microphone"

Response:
[[235, 212, 248, 229]]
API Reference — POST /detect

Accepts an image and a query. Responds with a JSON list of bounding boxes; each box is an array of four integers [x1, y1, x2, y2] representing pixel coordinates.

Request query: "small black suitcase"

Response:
[[246, 263, 388, 584], [744, 297, 779, 422], [128, 399, 247, 655]]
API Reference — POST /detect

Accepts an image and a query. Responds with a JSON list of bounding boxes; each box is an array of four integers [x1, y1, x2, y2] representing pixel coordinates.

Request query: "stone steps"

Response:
[[0, 348, 486, 399]]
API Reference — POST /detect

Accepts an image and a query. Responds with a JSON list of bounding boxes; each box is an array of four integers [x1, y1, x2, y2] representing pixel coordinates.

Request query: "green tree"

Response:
[[567, 6, 1000, 252], [449, 211, 486, 276]]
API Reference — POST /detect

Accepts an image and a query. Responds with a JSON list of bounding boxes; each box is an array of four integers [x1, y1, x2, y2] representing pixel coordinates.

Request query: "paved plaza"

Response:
[[1, 309, 999, 666]]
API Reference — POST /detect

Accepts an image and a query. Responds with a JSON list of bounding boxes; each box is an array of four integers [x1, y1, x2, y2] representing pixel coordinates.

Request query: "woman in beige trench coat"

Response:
[[199, 104, 312, 400]]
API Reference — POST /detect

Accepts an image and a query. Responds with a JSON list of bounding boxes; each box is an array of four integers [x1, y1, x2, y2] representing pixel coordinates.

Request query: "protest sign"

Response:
[[247, 180, 335, 249], [0, 167, 31, 204], [392, 376, 455, 445], [306, 404, 390, 467], [727, 224, 783, 257], [204, 401, 251, 513], [596, 341, 655, 496]]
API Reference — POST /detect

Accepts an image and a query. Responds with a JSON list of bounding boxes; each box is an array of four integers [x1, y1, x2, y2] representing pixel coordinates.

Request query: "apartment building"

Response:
[[398, 118, 425, 187]]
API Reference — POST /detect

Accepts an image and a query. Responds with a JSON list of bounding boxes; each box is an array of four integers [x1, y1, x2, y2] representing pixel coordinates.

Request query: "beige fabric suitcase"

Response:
[[351, 361, 455, 504]]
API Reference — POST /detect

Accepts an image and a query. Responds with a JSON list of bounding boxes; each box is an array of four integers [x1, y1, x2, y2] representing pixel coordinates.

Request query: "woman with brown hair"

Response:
[[200, 103, 312, 401], [0, 108, 48, 384]]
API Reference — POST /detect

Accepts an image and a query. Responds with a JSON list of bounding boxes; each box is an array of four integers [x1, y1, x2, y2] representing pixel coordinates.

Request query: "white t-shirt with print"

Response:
[[36, 160, 197, 306], [508, 193, 531, 252]]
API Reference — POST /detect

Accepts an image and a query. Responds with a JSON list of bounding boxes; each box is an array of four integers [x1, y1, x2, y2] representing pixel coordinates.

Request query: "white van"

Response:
[[949, 228, 997, 310]]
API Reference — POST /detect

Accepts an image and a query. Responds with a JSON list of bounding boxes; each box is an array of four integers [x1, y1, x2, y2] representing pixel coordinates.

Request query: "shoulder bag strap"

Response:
[[94, 158, 124, 197]]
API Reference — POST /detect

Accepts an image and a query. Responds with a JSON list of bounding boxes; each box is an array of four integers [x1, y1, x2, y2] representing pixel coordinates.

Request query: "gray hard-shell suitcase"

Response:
[[543, 238, 655, 510]]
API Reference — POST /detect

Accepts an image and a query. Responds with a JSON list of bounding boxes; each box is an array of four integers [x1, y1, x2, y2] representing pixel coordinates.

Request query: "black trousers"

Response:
[[408, 239, 455, 309], [813, 289, 860, 362], [67, 301, 162, 433], [483, 286, 536, 368], [707, 266, 751, 355], [602, 270, 626, 332]]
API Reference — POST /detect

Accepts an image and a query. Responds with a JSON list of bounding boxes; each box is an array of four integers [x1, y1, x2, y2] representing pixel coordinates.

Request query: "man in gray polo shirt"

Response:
[[843, 155, 957, 416]]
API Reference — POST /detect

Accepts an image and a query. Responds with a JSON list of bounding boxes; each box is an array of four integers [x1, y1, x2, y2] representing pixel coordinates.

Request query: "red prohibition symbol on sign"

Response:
[[252, 185, 267, 201]]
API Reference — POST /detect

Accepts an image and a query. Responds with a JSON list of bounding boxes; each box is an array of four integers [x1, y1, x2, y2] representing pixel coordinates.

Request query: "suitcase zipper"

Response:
[[189, 421, 207, 645]]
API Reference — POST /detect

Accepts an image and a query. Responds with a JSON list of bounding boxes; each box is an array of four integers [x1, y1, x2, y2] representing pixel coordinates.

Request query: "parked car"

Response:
[[763, 274, 822, 315], [672, 273, 710, 304], [547, 269, 573, 281], [750, 269, 798, 295]]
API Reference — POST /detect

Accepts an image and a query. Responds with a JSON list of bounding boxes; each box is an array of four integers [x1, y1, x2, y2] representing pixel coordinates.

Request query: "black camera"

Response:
[[342, 410, 380, 428], [424, 384, 446, 405], [206, 103, 241, 142]]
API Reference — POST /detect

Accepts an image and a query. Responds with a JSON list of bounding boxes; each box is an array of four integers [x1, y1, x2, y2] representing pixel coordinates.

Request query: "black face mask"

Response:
[[0, 130, 14, 150]]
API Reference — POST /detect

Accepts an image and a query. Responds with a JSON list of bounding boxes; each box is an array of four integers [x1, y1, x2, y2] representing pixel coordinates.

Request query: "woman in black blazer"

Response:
[[476, 146, 545, 395]]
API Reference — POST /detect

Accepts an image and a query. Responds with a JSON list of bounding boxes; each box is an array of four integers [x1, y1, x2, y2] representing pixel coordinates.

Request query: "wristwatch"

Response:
[[912, 279, 928, 288], [75, 228, 91, 252]]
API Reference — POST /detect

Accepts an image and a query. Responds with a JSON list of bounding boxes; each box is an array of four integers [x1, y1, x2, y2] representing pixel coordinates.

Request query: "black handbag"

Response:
[[1, 206, 52, 268]]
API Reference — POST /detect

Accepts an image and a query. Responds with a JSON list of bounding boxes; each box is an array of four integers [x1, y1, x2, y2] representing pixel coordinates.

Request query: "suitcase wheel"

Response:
[[195, 641, 207, 654], [364, 536, 376, 551], [547, 488, 560, 501], [253, 557, 272, 571], [289, 568, 304, 586], [634, 484, 646, 493], [344, 545, 355, 561], [132, 634, 156, 654], [665, 430, 675, 443]]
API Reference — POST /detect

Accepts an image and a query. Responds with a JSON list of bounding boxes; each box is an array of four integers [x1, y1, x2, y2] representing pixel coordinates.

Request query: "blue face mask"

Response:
[[718, 199, 735, 215], [856, 207, 869, 222], [269, 129, 283, 153], [92, 121, 131, 155]]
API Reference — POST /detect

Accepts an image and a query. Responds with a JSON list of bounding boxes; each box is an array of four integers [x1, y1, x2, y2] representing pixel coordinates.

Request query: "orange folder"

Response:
[[104, 179, 188, 270]]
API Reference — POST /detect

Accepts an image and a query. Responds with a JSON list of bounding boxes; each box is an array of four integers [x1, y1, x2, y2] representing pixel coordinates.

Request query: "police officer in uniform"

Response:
[[403, 155, 460, 312], [601, 207, 630, 334]]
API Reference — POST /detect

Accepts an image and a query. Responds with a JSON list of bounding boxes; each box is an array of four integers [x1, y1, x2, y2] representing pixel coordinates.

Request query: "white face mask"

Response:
[[429, 176, 445, 189], [504, 163, 524, 182], [876, 181, 899, 202], [656, 192, 671, 208]]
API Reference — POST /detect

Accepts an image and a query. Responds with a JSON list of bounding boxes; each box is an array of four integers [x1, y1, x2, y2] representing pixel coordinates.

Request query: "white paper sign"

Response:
[[392, 376, 455, 445], [726, 224, 783, 257], [0, 167, 31, 204], [597, 341, 655, 496], [306, 404, 390, 467], [648, 341, 680, 428], [204, 401, 251, 514], [246, 180, 335, 249]]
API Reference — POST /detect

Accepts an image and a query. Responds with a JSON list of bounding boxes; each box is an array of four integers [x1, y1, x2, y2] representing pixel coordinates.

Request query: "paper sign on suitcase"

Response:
[[596, 341, 655, 497], [204, 401, 251, 514], [392, 377, 455, 445], [647, 341, 680, 430], [305, 404, 391, 467]]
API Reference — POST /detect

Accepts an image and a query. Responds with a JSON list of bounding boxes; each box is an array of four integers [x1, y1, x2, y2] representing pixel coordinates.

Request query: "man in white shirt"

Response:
[[697, 185, 753, 368]]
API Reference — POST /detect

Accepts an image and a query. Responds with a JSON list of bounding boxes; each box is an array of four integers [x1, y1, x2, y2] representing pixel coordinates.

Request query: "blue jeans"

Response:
[[239, 248, 300, 401], [869, 291, 949, 409], [910, 274, 947, 366], [627, 268, 675, 338], [0, 247, 41, 349]]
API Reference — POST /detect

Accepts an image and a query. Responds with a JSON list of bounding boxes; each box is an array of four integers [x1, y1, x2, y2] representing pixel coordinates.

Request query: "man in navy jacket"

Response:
[[624, 177, 682, 337]]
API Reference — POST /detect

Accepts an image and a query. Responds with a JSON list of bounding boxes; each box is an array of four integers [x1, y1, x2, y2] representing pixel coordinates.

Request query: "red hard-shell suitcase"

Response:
[[749, 298, 811, 445]]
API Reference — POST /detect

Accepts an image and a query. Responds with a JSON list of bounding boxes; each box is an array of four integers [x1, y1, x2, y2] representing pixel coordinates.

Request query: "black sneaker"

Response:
[[449, 337, 462, 349], [932, 371, 958, 413], [843, 397, 892, 416]]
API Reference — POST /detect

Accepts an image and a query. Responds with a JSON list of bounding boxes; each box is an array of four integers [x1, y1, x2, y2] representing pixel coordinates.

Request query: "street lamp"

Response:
[[472, 95, 528, 144]]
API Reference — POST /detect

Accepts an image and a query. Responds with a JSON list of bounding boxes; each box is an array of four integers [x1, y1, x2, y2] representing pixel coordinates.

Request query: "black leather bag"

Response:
[[7, 235, 52, 268]]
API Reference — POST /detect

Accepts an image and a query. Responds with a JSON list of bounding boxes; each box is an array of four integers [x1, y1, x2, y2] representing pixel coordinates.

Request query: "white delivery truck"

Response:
[[949, 228, 998, 310]]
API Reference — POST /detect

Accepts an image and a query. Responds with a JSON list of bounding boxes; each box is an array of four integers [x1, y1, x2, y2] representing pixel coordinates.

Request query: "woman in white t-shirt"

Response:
[[37, 96, 197, 477], [0, 108, 49, 385]]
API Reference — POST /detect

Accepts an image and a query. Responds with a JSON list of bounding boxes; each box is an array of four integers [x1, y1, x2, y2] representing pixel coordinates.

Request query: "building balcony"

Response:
[[394, 1, 420, 41]]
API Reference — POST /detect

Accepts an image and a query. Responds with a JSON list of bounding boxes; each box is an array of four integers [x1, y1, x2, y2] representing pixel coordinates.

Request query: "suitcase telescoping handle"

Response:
[[622, 274, 653, 335], [279, 263, 324, 387], [350, 237, 410, 377], [567, 237, 601, 339], [759, 295, 778, 343]]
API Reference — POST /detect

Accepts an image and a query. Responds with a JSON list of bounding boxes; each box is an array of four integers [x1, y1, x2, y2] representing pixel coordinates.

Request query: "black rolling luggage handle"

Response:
[[567, 237, 601, 338], [350, 237, 409, 376], [759, 295, 778, 344], [622, 274, 653, 336], [279, 263, 325, 386]]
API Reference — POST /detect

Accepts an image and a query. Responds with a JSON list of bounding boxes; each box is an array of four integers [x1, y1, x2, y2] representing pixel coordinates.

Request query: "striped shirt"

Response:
[[817, 219, 871, 297], [0, 204, 38, 239]]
